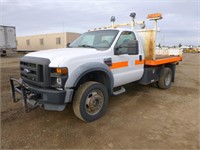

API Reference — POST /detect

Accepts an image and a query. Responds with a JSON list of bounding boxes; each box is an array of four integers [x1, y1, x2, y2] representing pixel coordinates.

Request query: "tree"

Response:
[[178, 43, 182, 47]]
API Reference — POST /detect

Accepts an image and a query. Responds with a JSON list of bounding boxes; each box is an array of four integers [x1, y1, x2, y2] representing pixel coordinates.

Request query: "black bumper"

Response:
[[29, 85, 66, 104], [10, 77, 73, 112]]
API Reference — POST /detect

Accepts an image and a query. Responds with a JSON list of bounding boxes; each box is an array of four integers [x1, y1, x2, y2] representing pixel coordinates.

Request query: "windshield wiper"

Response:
[[78, 44, 96, 49]]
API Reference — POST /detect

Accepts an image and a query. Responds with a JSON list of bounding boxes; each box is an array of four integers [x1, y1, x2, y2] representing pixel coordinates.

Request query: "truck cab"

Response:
[[68, 28, 144, 87], [10, 13, 182, 122]]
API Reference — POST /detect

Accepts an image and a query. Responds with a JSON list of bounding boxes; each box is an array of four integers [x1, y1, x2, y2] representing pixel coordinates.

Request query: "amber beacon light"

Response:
[[147, 13, 162, 20]]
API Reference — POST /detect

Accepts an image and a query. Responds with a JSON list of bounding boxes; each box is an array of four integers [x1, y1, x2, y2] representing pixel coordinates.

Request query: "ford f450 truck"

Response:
[[10, 13, 182, 122]]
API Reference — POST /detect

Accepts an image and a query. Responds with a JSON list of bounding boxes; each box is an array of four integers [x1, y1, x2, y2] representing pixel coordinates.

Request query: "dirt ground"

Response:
[[1, 52, 200, 149]]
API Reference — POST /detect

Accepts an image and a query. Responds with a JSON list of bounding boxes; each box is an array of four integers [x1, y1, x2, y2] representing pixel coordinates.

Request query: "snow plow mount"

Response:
[[10, 77, 40, 113]]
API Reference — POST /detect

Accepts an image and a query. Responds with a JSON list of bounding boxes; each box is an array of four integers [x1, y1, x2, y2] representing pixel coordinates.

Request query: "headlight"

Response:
[[56, 77, 62, 86], [50, 67, 68, 88]]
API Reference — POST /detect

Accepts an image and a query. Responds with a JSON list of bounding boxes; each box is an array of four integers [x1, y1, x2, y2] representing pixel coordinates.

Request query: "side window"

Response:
[[115, 31, 136, 54]]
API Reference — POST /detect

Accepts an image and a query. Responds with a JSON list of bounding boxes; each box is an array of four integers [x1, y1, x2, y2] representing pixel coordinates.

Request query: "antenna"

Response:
[[110, 16, 116, 28], [130, 12, 136, 29]]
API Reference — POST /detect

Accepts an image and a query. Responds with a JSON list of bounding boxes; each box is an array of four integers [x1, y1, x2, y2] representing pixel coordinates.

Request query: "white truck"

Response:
[[10, 13, 182, 122], [0, 25, 17, 56]]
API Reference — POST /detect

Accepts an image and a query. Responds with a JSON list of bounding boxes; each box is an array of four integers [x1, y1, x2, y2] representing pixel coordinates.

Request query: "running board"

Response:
[[113, 87, 126, 95]]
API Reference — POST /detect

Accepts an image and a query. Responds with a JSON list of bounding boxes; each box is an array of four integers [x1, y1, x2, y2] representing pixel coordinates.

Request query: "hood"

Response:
[[26, 48, 103, 66]]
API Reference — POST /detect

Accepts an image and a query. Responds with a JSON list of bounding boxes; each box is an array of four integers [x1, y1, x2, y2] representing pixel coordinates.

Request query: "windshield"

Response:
[[69, 30, 119, 50]]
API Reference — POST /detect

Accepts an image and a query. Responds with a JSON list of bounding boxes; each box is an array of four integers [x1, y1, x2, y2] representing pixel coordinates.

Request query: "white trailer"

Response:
[[0, 25, 17, 56]]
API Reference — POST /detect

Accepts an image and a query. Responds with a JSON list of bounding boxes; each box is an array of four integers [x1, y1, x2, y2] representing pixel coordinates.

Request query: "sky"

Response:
[[1, 0, 199, 46]]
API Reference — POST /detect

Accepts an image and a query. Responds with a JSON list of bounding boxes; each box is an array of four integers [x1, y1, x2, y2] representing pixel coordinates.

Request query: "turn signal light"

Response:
[[56, 68, 68, 75]]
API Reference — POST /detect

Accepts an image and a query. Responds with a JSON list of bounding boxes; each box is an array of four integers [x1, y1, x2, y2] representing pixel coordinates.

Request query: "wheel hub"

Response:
[[85, 90, 104, 115], [165, 72, 171, 86]]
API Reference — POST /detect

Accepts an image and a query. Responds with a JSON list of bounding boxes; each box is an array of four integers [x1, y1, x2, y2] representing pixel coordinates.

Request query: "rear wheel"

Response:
[[73, 81, 108, 122], [158, 67, 172, 89]]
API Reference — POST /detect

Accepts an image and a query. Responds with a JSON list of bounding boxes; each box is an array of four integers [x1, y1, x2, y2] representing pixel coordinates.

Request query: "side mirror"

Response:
[[114, 40, 138, 55], [127, 40, 138, 55], [66, 42, 70, 48]]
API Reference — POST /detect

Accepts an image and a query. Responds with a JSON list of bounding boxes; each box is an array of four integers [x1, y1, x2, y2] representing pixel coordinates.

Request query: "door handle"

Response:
[[139, 55, 142, 61]]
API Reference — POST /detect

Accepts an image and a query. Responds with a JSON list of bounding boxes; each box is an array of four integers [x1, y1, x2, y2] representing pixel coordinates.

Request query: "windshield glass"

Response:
[[69, 30, 119, 50]]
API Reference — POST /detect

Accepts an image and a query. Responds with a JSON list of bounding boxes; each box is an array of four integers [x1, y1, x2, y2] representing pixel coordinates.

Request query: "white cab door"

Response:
[[110, 31, 144, 87]]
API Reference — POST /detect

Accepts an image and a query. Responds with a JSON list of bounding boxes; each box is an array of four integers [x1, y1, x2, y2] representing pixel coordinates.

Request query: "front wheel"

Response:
[[73, 81, 108, 122]]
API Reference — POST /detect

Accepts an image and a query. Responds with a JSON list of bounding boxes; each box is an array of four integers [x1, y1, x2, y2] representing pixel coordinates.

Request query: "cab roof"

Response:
[[88, 27, 135, 32]]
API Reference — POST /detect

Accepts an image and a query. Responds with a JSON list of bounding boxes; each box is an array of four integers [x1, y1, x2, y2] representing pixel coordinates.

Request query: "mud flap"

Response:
[[10, 77, 39, 113]]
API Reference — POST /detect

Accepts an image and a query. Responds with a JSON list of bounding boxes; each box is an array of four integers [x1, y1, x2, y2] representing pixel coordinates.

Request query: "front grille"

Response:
[[20, 56, 50, 87], [21, 62, 39, 82]]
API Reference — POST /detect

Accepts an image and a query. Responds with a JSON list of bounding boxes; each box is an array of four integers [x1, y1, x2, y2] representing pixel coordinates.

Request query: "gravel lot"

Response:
[[1, 52, 200, 149]]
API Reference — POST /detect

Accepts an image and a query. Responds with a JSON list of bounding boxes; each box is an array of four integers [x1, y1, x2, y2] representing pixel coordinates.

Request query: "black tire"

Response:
[[158, 67, 172, 89], [73, 81, 108, 122]]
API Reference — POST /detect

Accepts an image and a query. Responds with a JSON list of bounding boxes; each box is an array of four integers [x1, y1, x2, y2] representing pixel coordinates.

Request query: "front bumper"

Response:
[[10, 77, 73, 112]]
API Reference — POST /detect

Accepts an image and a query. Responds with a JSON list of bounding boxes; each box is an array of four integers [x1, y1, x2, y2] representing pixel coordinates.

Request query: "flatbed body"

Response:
[[145, 55, 182, 66]]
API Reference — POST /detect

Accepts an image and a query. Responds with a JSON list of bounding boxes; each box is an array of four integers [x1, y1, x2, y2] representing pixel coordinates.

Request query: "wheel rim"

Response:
[[165, 71, 171, 86], [85, 89, 104, 115]]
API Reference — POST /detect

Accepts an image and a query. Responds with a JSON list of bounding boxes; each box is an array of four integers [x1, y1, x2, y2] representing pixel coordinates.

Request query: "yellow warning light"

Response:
[[147, 13, 162, 20]]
